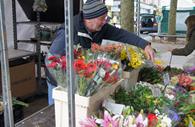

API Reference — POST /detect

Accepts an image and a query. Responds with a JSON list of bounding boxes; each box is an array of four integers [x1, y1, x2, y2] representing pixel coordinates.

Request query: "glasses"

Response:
[[97, 14, 108, 22]]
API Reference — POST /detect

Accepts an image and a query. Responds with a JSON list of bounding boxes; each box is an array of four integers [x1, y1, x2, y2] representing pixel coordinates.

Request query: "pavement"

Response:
[[142, 34, 195, 69]]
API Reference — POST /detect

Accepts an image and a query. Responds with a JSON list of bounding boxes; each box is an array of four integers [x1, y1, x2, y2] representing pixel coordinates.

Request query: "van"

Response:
[[140, 14, 158, 33]]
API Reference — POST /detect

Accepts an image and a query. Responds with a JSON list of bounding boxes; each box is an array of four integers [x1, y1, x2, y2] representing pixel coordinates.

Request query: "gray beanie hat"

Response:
[[83, 0, 108, 19]]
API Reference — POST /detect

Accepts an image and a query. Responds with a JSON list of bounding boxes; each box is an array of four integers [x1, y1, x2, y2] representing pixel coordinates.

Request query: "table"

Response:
[[7, 48, 36, 61]]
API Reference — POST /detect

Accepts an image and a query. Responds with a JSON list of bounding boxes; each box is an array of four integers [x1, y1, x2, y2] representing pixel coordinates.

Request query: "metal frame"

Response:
[[0, 0, 14, 126], [136, 0, 141, 36], [64, 0, 76, 126]]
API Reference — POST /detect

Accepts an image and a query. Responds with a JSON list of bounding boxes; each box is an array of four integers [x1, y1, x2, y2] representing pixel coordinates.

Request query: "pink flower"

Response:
[[136, 113, 144, 127], [79, 117, 98, 127], [178, 73, 192, 87], [102, 111, 119, 127]]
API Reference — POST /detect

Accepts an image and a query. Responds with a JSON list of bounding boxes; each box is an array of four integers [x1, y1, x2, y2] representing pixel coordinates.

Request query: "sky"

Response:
[[160, 0, 195, 7]]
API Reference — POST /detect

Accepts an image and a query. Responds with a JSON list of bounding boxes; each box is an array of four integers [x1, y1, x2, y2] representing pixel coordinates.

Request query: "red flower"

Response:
[[74, 49, 82, 59], [103, 72, 118, 84], [103, 72, 110, 81], [84, 62, 97, 78], [60, 56, 66, 70], [148, 113, 158, 127], [47, 62, 58, 68], [48, 55, 57, 61], [74, 59, 87, 73]]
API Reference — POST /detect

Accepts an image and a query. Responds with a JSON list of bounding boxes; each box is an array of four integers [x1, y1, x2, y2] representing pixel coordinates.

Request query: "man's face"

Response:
[[85, 14, 107, 32]]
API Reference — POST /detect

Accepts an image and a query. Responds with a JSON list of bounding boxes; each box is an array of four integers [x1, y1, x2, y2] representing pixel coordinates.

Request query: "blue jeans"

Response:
[[47, 81, 56, 105]]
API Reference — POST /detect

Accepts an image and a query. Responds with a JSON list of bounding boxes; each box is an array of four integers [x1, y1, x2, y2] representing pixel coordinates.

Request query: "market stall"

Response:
[[1, 0, 195, 127]]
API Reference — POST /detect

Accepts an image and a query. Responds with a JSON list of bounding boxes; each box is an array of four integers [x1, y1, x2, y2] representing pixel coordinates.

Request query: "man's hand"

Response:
[[144, 44, 155, 62]]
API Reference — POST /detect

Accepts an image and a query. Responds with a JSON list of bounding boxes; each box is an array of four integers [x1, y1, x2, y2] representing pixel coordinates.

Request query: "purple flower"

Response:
[[184, 66, 195, 73], [168, 110, 180, 122], [173, 85, 187, 94]]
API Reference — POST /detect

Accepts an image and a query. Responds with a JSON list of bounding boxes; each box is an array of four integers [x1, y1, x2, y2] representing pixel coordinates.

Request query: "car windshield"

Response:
[[141, 16, 156, 27]]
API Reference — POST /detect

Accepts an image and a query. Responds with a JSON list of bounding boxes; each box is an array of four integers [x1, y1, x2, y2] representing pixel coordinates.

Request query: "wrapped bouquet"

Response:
[[46, 45, 122, 96]]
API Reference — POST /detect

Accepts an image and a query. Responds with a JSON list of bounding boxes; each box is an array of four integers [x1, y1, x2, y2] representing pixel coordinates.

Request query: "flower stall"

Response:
[[78, 48, 195, 127], [46, 42, 195, 127], [46, 44, 125, 126]]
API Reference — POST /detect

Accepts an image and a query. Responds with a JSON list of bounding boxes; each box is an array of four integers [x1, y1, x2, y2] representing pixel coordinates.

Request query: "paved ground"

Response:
[[142, 34, 195, 69]]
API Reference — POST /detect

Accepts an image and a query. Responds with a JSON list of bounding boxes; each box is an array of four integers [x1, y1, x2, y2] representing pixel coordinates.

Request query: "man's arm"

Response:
[[49, 28, 66, 56], [102, 24, 149, 49], [102, 24, 154, 61]]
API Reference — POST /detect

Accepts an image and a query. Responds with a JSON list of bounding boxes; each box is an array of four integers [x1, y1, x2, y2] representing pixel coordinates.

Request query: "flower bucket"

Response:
[[52, 79, 123, 127], [122, 69, 140, 91]]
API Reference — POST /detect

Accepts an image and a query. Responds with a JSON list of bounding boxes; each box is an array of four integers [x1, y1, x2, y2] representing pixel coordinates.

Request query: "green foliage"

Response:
[[0, 96, 28, 107], [113, 86, 166, 113], [138, 67, 163, 84], [169, 67, 184, 77]]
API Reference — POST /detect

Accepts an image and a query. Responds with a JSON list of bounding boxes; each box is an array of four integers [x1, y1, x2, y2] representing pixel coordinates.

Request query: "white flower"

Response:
[[154, 109, 160, 115], [165, 94, 175, 100], [158, 115, 172, 127]]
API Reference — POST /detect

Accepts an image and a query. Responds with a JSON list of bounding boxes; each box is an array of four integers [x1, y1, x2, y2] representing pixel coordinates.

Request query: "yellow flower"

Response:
[[112, 63, 119, 70], [120, 46, 144, 70], [184, 115, 195, 126], [154, 59, 164, 66], [120, 48, 127, 60], [171, 76, 178, 85]]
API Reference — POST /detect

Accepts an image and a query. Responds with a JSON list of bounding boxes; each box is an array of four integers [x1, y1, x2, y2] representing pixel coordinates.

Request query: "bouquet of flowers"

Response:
[[46, 53, 67, 87], [120, 45, 145, 72], [91, 43, 123, 60], [46, 45, 122, 96]]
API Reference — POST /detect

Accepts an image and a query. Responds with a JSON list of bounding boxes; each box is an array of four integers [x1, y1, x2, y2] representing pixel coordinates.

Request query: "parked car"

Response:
[[140, 14, 158, 33]]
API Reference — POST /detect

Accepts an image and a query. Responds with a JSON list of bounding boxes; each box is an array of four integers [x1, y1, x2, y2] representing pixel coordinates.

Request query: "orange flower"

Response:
[[91, 43, 101, 53]]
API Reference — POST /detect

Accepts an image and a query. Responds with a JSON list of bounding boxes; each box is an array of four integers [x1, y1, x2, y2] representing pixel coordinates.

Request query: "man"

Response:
[[46, 0, 155, 105]]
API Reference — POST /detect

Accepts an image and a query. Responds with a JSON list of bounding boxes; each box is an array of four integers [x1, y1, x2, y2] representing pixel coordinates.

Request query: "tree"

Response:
[[168, 0, 178, 41], [121, 0, 134, 32]]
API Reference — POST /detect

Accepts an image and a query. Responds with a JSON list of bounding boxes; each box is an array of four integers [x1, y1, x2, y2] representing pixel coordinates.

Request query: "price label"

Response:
[[151, 87, 161, 97], [163, 72, 170, 86]]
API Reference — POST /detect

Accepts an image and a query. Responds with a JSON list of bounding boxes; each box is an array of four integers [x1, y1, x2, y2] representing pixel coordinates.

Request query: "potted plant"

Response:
[[0, 97, 28, 126]]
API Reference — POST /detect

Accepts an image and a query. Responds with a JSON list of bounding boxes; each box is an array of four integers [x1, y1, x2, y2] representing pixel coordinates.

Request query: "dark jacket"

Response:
[[46, 13, 150, 86], [172, 27, 195, 56]]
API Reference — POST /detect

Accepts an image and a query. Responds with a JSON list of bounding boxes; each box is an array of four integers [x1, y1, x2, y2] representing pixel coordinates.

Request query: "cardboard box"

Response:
[[0, 61, 37, 98]]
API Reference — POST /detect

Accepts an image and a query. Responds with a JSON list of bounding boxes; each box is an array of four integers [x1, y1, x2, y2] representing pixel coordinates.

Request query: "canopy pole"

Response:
[[136, 0, 141, 36], [64, 0, 76, 126], [0, 0, 14, 126]]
